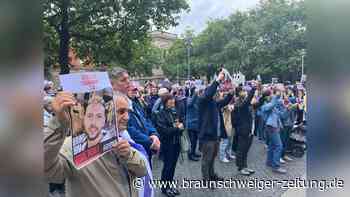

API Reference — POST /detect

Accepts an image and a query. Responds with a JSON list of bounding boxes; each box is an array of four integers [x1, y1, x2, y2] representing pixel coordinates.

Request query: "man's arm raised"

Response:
[[44, 92, 75, 183]]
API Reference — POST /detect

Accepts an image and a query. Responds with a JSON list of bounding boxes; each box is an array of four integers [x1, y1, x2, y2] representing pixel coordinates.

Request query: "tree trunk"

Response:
[[59, 0, 70, 74]]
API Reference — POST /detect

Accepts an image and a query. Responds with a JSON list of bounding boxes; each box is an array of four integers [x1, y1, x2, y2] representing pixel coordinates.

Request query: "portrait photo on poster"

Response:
[[60, 72, 118, 169]]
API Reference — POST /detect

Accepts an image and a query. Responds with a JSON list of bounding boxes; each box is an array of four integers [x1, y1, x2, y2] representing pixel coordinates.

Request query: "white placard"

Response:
[[59, 72, 112, 93], [233, 71, 246, 85]]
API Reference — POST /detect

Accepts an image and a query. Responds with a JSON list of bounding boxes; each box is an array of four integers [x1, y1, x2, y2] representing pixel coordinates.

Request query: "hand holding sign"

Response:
[[51, 92, 76, 125], [217, 70, 225, 82], [112, 139, 131, 159], [59, 72, 117, 169]]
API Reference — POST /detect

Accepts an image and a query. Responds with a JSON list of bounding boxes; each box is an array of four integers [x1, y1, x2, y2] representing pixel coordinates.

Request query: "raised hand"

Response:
[[51, 92, 76, 124], [217, 70, 225, 82]]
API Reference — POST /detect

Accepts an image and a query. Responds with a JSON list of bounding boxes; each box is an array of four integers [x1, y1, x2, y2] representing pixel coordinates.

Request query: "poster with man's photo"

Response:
[[59, 72, 117, 169]]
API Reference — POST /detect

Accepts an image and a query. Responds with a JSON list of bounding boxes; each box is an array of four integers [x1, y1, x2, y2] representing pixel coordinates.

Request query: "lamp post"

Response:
[[177, 64, 179, 83], [301, 55, 305, 76], [185, 35, 192, 80], [300, 49, 306, 81]]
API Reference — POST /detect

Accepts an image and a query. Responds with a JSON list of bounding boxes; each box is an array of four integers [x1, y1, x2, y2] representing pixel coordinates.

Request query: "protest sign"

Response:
[[232, 71, 246, 86], [213, 69, 243, 91], [296, 82, 304, 90], [59, 72, 117, 169], [271, 77, 278, 84], [257, 74, 261, 82], [301, 74, 307, 82]]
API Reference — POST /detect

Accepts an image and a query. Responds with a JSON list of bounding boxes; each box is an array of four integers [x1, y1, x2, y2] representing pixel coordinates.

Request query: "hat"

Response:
[[158, 88, 169, 96]]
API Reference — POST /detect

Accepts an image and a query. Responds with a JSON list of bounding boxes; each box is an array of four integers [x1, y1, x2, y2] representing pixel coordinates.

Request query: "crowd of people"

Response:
[[44, 67, 307, 197]]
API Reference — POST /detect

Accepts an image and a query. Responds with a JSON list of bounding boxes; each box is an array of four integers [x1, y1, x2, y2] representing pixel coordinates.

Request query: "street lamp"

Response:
[[185, 35, 193, 80], [177, 64, 179, 84], [300, 49, 306, 81]]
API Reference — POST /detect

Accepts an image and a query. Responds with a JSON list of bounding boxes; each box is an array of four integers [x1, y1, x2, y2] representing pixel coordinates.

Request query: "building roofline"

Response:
[[149, 31, 178, 40]]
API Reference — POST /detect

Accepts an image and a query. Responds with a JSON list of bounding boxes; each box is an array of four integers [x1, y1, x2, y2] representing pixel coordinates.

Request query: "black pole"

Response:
[[59, 0, 70, 75]]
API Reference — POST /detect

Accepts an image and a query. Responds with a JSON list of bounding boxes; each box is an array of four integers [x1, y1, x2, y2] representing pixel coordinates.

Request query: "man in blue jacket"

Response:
[[198, 70, 234, 182], [110, 67, 161, 163], [261, 88, 287, 174], [186, 86, 204, 161]]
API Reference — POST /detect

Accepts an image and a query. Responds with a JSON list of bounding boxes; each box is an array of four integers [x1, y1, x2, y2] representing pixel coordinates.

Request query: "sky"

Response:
[[167, 0, 260, 36]]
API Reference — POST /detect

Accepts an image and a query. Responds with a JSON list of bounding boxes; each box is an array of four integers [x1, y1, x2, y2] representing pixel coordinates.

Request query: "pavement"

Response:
[[152, 137, 306, 197]]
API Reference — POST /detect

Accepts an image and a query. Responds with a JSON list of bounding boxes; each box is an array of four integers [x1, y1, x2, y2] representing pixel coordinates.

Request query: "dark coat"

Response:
[[231, 87, 256, 137], [185, 94, 199, 131], [175, 96, 187, 124], [154, 108, 183, 146], [198, 81, 233, 142], [145, 95, 159, 118], [128, 99, 159, 155]]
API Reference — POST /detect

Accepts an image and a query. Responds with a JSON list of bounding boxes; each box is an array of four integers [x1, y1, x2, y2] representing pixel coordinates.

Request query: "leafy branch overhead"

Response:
[[43, 0, 189, 75]]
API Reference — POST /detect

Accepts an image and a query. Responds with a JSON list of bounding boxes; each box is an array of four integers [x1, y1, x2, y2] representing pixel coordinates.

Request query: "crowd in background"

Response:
[[44, 67, 307, 197]]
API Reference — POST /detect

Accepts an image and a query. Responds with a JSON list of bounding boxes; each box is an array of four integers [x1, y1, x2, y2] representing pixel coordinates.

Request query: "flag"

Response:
[[129, 141, 154, 197], [119, 130, 154, 197]]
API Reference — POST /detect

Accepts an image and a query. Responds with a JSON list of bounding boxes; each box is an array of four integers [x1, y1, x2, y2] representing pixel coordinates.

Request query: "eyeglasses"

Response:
[[116, 108, 130, 115]]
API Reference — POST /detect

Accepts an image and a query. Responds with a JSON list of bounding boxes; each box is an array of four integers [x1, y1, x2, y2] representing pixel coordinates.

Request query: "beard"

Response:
[[86, 125, 102, 141]]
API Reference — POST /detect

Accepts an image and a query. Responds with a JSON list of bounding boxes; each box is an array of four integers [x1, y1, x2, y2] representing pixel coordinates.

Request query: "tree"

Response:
[[43, 0, 189, 74], [255, 0, 306, 81], [163, 0, 306, 83]]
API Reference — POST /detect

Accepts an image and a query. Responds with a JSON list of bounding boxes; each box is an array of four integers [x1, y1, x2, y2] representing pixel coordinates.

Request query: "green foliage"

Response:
[[164, 0, 306, 82], [43, 0, 189, 75]]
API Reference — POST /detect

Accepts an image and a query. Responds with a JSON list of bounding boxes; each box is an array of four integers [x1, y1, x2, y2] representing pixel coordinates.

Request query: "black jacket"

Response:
[[175, 96, 187, 124], [231, 87, 256, 136], [154, 107, 183, 146], [198, 81, 234, 142]]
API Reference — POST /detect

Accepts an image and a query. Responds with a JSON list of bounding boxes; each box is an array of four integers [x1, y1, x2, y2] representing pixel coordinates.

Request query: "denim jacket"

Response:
[[261, 95, 284, 130], [279, 105, 295, 127]]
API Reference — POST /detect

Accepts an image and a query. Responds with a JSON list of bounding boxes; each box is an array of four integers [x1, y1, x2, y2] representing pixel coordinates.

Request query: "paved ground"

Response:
[[152, 138, 306, 197]]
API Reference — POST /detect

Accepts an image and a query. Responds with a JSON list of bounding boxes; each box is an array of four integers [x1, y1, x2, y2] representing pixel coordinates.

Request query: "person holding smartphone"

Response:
[[197, 70, 234, 184], [154, 95, 183, 197], [231, 81, 257, 175], [261, 86, 287, 174]]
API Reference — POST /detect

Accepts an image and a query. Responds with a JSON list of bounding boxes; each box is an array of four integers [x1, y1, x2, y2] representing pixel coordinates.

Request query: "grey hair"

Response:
[[113, 92, 129, 100], [108, 67, 128, 80], [113, 92, 129, 104]]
